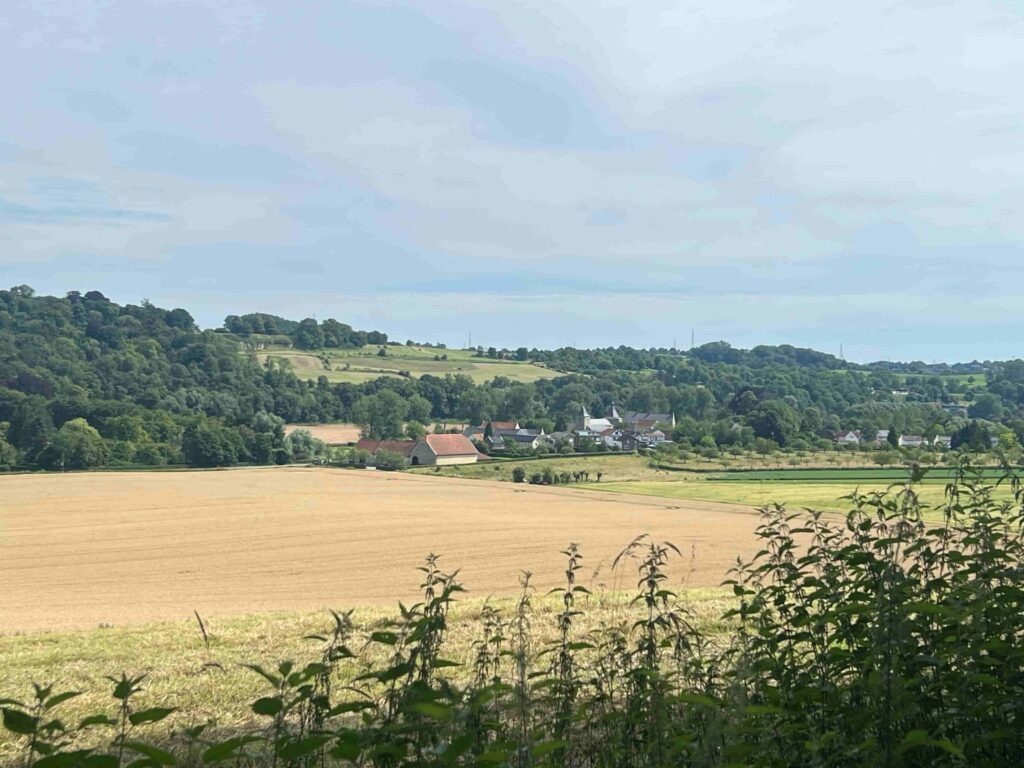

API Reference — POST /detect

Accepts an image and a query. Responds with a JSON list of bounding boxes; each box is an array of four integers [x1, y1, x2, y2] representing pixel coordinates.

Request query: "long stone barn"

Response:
[[356, 434, 483, 467], [411, 434, 482, 466]]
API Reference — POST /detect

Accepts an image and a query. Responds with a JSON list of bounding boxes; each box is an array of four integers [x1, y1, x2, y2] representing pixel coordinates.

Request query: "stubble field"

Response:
[[0, 467, 766, 634]]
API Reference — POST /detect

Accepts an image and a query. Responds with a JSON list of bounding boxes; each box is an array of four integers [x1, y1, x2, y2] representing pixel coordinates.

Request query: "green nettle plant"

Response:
[[4, 460, 1024, 766]]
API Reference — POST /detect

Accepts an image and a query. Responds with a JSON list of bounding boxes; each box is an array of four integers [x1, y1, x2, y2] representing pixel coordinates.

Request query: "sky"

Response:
[[2, 0, 1023, 363]]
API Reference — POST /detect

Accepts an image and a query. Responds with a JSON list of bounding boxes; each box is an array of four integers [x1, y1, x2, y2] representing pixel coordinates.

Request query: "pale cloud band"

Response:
[[2, 0, 1022, 362]]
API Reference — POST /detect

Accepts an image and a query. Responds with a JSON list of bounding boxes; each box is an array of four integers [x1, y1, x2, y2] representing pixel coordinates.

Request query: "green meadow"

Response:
[[258, 345, 558, 384]]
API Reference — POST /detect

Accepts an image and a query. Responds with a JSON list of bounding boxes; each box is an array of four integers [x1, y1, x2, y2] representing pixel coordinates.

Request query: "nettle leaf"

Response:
[[276, 734, 332, 760], [370, 663, 412, 683], [201, 735, 262, 763], [35, 751, 113, 768], [251, 697, 283, 717], [108, 674, 146, 701], [410, 701, 453, 721], [2, 707, 38, 735], [44, 691, 82, 709], [329, 731, 360, 761], [129, 707, 177, 726], [242, 664, 282, 688], [327, 701, 374, 717], [123, 740, 177, 766]]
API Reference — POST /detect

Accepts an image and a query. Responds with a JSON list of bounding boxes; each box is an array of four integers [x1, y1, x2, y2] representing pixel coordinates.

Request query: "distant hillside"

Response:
[[3, 285, 1023, 472], [258, 345, 557, 385]]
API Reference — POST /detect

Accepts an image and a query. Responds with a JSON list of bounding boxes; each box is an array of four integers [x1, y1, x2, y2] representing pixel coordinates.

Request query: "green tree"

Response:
[[406, 394, 433, 424], [969, 392, 1003, 420], [352, 390, 408, 440], [951, 420, 991, 452], [45, 418, 107, 469], [8, 397, 53, 456], [0, 431, 16, 467], [748, 400, 801, 447], [248, 432, 275, 464], [182, 422, 240, 467], [293, 318, 325, 350], [284, 429, 326, 461], [374, 449, 406, 470], [131, 441, 166, 466], [457, 389, 495, 426], [105, 414, 149, 442], [512, 467, 526, 483]]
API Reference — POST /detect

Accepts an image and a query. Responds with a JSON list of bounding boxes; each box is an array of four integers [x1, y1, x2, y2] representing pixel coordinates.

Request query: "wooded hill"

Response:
[[2, 285, 1022, 469]]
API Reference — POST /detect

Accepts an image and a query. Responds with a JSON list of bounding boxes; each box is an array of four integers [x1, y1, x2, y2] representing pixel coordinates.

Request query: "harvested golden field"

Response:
[[284, 422, 362, 443], [284, 422, 469, 444], [0, 467, 765, 633]]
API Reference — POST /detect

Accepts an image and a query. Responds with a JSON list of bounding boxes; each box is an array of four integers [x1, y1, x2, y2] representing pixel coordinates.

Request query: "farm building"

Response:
[[355, 435, 481, 466], [898, 435, 928, 448], [411, 434, 482, 466]]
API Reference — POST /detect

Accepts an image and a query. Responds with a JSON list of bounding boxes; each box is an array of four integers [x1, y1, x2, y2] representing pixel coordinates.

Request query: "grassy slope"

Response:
[[413, 453, 1007, 515], [899, 372, 987, 388], [260, 345, 558, 384], [0, 590, 733, 759], [585, 478, 1013, 515]]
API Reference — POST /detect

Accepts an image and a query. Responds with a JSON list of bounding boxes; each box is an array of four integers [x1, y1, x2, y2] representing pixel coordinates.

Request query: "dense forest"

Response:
[[2, 286, 1023, 469]]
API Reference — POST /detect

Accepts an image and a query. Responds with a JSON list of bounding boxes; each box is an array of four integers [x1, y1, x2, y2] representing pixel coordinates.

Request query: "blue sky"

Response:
[[2, 1, 1023, 362]]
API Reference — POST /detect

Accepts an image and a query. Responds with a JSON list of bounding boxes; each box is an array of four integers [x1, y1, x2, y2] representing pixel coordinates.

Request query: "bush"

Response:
[[511, 467, 526, 483], [373, 449, 406, 470]]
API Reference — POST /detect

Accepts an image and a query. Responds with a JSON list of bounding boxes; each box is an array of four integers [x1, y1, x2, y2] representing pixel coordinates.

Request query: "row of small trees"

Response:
[[511, 466, 603, 485]]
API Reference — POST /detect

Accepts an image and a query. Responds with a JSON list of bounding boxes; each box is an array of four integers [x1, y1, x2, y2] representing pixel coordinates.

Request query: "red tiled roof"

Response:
[[355, 439, 417, 456], [489, 421, 519, 431], [424, 434, 478, 456]]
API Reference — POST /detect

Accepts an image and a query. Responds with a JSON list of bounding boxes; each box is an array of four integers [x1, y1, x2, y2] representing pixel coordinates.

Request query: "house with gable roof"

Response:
[[355, 434, 482, 467]]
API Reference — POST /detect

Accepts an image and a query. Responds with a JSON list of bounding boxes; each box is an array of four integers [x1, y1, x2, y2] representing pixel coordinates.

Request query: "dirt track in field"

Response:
[[0, 468, 764, 632]]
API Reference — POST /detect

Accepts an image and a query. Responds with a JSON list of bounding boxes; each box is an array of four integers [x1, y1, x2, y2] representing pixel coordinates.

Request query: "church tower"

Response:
[[608, 402, 621, 425]]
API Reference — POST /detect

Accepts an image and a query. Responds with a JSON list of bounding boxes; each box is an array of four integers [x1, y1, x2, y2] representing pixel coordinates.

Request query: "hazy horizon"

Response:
[[4, 1, 1023, 363]]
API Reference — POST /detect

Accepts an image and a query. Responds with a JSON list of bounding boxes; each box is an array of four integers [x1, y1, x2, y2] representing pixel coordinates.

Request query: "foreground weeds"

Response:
[[3, 462, 1024, 766]]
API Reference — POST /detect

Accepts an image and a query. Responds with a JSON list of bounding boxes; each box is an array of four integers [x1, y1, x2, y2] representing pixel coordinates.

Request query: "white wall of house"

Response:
[[434, 453, 477, 466]]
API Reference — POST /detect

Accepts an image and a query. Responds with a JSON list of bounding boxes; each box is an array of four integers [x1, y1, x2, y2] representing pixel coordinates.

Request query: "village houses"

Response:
[[459, 403, 675, 455]]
